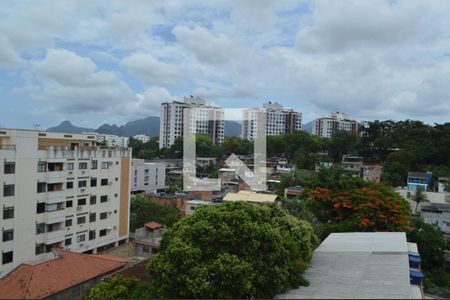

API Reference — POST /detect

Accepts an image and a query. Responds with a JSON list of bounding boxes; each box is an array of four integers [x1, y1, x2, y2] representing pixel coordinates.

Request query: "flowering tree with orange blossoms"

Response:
[[308, 185, 412, 232]]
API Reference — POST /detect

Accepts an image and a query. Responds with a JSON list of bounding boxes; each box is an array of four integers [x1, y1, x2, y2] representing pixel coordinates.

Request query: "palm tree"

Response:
[[413, 187, 429, 215]]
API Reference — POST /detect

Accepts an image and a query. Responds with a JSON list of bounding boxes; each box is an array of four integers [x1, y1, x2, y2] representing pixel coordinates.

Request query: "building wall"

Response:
[[131, 159, 166, 194], [0, 129, 131, 278]]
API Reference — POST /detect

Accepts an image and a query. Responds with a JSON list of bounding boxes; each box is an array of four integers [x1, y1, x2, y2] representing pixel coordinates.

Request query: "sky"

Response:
[[1, 0, 450, 129]]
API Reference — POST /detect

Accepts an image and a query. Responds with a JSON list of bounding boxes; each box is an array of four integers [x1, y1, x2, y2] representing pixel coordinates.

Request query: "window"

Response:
[[101, 179, 108, 186], [35, 243, 45, 255], [2, 251, 13, 264], [100, 195, 108, 203], [37, 182, 46, 193], [65, 219, 72, 227], [36, 223, 45, 234], [65, 238, 72, 246], [101, 162, 109, 169], [100, 212, 107, 220], [67, 162, 74, 170], [37, 161, 47, 172], [99, 229, 107, 237], [4, 162, 15, 174], [3, 207, 14, 219], [90, 212, 96, 222], [66, 181, 74, 189], [77, 216, 86, 224], [3, 229, 13, 242], [78, 198, 86, 206], [76, 234, 85, 243], [90, 178, 97, 187], [91, 160, 98, 169], [89, 230, 96, 240], [3, 184, 14, 197], [79, 162, 88, 170], [90, 195, 97, 205], [78, 180, 87, 188], [66, 200, 73, 208], [36, 202, 45, 214]]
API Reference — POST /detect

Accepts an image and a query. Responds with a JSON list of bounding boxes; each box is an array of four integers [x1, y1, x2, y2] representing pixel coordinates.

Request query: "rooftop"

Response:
[[223, 190, 277, 203], [144, 222, 162, 230], [277, 232, 421, 299], [0, 249, 128, 299]]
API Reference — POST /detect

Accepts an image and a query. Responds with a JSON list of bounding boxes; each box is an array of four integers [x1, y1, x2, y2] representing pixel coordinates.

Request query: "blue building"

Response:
[[407, 171, 432, 191]]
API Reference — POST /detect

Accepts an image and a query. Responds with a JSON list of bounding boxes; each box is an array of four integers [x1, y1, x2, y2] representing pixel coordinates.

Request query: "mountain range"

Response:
[[47, 117, 243, 137]]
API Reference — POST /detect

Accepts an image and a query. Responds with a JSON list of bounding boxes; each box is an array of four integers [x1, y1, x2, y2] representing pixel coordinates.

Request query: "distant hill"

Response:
[[302, 121, 314, 133], [46, 121, 95, 133], [224, 120, 242, 137], [47, 117, 242, 137]]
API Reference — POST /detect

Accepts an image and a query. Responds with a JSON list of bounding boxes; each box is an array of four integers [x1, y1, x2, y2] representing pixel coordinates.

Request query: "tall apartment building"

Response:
[[97, 134, 129, 147], [312, 112, 360, 138], [242, 101, 302, 140], [0, 129, 131, 278], [131, 159, 166, 194], [159, 96, 224, 149]]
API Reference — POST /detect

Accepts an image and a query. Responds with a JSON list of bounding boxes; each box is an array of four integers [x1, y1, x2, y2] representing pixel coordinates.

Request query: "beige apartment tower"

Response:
[[0, 129, 131, 278]]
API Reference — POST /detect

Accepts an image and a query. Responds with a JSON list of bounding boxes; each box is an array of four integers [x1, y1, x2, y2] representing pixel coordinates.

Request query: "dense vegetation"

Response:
[[148, 202, 319, 299], [129, 196, 181, 231], [131, 120, 450, 187], [86, 275, 153, 299]]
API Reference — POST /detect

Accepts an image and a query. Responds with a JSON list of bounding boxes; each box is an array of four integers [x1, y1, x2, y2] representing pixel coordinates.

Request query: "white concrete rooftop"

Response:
[[277, 232, 422, 299]]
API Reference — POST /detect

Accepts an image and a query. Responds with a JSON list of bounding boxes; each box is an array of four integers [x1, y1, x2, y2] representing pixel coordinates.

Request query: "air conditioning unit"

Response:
[[68, 171, 73, 175], [108, 211, 112, 215], [113, 226, 117, 230], [81, 170, 86, 174], [80, 188, 86, 192], [77, 206, 82, 211], [108, 162, 113, 166], [79, 243, 84, 247], [108, 181, 113, 185]]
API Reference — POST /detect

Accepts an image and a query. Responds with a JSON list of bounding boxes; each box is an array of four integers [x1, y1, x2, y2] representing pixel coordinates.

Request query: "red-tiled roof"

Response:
[[0, 249, 128, 299], [145, 222, 162, 230]]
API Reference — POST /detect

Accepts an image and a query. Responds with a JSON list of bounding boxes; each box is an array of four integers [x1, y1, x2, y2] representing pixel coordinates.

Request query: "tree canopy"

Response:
[[147, 201, 319, 299], [129, 196, 181, 231]]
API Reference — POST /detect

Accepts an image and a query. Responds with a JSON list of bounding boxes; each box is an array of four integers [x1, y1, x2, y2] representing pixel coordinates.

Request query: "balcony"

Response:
[[45, 229, 65, 244], [0, 145, 15, 150], [45, 209, 66, 224], [38, 146, 129, 159], [47, 190, 66, 200]]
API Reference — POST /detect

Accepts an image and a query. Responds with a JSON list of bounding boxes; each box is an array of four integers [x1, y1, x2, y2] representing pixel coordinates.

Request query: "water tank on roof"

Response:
[[410, 270, 424, 285]]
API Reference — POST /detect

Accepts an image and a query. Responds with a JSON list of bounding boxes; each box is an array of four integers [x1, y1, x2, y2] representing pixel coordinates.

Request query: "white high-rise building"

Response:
[[0, 129, 131, 278], [159, 96, 224, 149], [312, 112, 360, 138], [133, 134, 150, 143], [97, 134, 129, 147], [131, 159, 166, 194], [242, 102, 302, 140]]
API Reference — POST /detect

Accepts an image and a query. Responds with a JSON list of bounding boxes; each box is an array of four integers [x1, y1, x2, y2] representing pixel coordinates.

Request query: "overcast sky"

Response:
[[1, 0, 450, 129]]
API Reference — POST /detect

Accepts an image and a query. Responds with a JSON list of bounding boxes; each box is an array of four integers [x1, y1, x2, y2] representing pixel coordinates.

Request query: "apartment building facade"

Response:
[[242, 101, 302, 140], [97, 134, 129, 147], [312, 112, 360, 138], [131, 159, 166, 194], [159, 96, 224, 149], [0, 129, 131, 278], [133, 134, 150, 143]]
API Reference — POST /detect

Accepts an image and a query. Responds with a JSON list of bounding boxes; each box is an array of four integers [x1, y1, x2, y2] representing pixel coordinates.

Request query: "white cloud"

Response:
[[0, 34, 24, 67], [122, 53, 181, 86]]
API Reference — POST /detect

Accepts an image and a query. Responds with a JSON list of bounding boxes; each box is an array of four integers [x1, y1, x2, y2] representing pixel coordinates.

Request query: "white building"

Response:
[[312, 112, 360, 138], [0, 129, 131, 278], [159, 96, 224, 149], [242, 101, 302, 140], [185, 200, 217, 216], [133, 134, 150, 144], [97, 134, 129, 147], [131, 159, 166, 194]]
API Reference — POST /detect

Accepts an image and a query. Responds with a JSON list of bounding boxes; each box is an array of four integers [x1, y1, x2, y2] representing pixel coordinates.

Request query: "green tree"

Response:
[[86, 275, 153, 299], [412, 187, 429, 215], [328, 130, 360, 162], [130, 196, 181, 231], [407, 218, 449, 270], [148, 202, 319, 299]]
